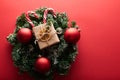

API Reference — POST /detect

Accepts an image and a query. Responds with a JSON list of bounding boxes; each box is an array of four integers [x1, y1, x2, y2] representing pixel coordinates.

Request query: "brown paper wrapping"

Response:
[[33, 23, 60, 49]]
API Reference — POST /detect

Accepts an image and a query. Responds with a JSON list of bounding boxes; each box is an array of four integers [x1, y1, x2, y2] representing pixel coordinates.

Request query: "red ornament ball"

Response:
[[17, 28, 33, 44], [35, 57, 51, 73], [64, 27, 80, 44]]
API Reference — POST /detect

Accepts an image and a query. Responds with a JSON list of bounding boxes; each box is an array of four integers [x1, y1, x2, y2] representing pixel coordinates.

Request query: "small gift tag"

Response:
[[26, 8, 60, 49]]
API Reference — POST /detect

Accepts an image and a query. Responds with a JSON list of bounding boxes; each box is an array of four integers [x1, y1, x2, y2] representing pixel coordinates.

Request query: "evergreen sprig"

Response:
[[7, 7, 78, 80]]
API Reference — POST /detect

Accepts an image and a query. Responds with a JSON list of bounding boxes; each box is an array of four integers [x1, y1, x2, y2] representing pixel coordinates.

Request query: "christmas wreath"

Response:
[[7, 7, 80, 80]]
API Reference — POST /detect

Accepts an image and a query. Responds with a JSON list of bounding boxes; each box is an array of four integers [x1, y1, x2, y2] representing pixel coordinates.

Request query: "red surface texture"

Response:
[[0, 0, 120, 80]]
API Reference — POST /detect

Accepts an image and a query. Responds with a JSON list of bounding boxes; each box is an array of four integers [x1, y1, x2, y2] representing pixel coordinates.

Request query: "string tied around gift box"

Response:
[[25, 8, 56, 42]]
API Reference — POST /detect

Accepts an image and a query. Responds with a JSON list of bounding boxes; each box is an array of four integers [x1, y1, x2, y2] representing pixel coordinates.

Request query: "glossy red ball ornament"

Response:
[[64, 27, 80, 44], [17, 28, 33, 44], [35, 57, 51, 73]]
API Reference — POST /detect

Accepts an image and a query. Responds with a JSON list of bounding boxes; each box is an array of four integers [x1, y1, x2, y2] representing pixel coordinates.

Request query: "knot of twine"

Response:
[[38, 25, 51, 42]]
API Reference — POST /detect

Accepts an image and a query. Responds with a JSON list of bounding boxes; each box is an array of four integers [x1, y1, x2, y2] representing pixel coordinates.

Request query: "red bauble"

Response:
[[17, 28, 33, 44], [35, 57, 51, 73], [64, 27, 80, 44]]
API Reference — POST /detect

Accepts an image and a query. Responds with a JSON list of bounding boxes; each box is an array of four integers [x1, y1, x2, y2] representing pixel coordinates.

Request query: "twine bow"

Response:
[[38, 25, 51, 42]]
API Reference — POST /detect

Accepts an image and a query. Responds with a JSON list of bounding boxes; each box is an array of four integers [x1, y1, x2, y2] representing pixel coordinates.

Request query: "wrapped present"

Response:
[[33, 23, 60, 49], [26, 8, 60, 49]]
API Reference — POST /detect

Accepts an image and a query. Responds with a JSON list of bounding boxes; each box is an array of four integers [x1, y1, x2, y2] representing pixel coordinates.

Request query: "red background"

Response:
[[0, 0, 120, 80]]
